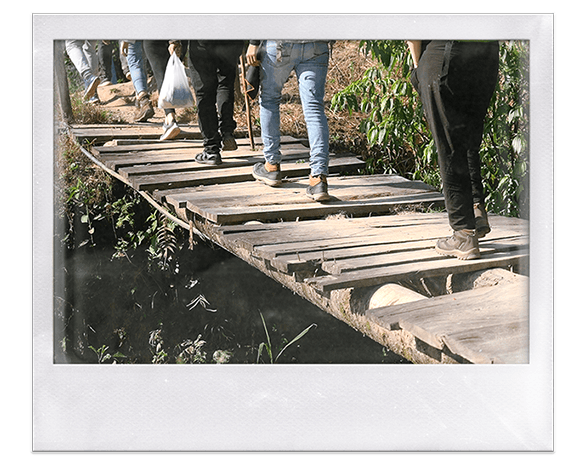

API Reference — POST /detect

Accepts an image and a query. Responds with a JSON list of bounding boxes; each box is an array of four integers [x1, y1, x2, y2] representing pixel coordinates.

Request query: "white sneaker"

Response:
[[160, 120, 180, 141]]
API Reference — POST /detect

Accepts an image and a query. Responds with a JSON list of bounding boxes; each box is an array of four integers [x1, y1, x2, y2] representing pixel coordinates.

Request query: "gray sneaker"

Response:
[[306, 175, 331, 201], [435, 229, 480, 260], [253, 162, 282, 186]]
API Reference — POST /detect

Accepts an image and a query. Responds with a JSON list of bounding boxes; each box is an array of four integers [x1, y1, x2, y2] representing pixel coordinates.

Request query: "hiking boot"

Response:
[[222, 133, 238, 151], [134, 93, 155, 123], [474, 202, 491, 238], [195, 150, 222, 166], [306, 174, 331, 201], [253, 162, 282, 186], [435, 229, 480, 260]]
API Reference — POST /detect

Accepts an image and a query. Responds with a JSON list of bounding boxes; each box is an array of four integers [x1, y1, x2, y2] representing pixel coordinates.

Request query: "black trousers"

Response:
[[188, 40, 244, 153], [411, 40, 499, 230]]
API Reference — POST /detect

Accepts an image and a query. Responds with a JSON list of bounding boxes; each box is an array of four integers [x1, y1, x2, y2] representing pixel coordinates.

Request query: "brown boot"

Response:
[[134, 93, 154, 123], [435, 229, 480, 260], [474, 202, 491, 238]]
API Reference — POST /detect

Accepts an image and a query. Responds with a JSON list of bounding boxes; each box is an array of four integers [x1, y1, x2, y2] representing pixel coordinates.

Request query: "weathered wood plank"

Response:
[[98, 143, 311, 173], [159, 174, 438, 210], [305, 248, 528, 292], [190, 192, 444, 224], [366, 280, 529, 363], [70, 123, 204, 142], [270, 233, 526, 274], [321, 236, 529, 275], [130, 156, 366, 191], [83, 132, 299, 149], [231, 214, 523, 255]]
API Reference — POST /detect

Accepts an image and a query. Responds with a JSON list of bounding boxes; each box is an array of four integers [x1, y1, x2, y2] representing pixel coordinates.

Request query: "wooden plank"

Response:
[[231, 214, 460, 253], [71, 124, 204, 142], [86, 133, 300, 149], [130, 156, 365, 191], [212, 211, 450, 236], [305, 248, 528, 292], [190, 191, 444, 224], [93, 140, 204, 154], [159, 174, 440, 209], [222, 212, 527, 258], [271, 232, 528, 274], [99, 145, 309, 174], [366, 280, 529, 363], [321, 236, 529, 275]]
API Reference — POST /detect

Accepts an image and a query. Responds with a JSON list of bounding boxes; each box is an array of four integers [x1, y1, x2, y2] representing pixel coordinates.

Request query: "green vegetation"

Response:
[[331, 40, 529, 218]]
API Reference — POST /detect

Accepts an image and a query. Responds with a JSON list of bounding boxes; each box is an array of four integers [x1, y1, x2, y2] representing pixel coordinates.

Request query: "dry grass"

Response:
[[234, 41, 377, 158]]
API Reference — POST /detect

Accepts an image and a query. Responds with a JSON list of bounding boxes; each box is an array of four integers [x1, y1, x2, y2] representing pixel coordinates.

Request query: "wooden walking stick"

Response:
[[239, 55, 255, 150]]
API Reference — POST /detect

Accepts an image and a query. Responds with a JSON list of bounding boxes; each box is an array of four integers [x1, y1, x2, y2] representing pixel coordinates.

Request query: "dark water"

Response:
[[53, 197, 410, 365]]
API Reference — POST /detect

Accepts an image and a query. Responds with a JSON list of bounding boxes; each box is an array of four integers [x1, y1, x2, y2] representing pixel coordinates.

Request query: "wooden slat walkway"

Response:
[[71, 124, 530, 364]]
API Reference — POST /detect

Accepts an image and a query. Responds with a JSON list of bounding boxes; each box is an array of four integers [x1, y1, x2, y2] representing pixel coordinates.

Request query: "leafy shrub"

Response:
[[331, 40, 530, 218]]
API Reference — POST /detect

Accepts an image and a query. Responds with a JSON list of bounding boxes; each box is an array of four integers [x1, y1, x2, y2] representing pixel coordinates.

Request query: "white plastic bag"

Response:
[[158, 53, 195, 109]]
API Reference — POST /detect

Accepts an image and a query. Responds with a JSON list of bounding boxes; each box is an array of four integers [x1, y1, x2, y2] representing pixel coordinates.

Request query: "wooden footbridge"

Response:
[[70, 123, 529, 364]]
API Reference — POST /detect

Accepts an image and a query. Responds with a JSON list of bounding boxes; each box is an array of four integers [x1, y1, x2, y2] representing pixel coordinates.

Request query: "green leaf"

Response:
[[275, 324, 317, 363]]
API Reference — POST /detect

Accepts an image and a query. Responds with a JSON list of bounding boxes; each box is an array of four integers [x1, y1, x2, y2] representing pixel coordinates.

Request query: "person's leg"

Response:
[[143, 40, 175, 119], [413, 41, 477, 258], [189, 41, 221, 155], [258, 40, 294, 167], [98, 41, 113, 84], [461, 41, 500, 237], [82, 40, 100, 79], [251, 41, 296, 185], [415, 40, 475, 232], [295, 42, 330, 178], [65, 40, 101, 100], [123, 41, 154, 123], [118, 41, 131, 81], [125, 41, 148, 95], [214, 41, 244, 140], [143, 40, 179, 139]]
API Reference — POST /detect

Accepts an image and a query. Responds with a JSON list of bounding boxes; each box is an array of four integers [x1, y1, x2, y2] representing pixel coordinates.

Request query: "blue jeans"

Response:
[[259, 41, 330, 176], [124, 41, 148, 96]]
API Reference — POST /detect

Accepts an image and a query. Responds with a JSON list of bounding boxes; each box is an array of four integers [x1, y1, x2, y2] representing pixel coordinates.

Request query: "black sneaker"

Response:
[[306, 175, 331, 201], [195, 150, 222, 166], [252, 162, 282, 186], [474, 202, 491, 238], [435, 229, 480, 260]]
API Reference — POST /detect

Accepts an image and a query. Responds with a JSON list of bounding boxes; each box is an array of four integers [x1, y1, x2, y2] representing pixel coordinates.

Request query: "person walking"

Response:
[[408, 40, 500, 260], [65, 39, 101, 104], [143, 40, 186, 140], [188, 40, 245, 165], [120, 40, 155, 123], [246, 40, 332, 201]]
